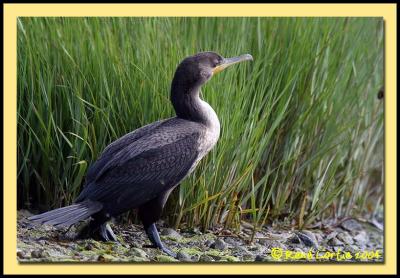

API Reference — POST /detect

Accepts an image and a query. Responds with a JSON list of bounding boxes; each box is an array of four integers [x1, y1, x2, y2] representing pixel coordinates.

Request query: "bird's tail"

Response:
[[28, 200, 103, 227]]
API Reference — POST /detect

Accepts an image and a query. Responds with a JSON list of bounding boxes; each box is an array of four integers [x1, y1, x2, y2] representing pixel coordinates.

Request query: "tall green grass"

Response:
[[17, 17, 384, 231]]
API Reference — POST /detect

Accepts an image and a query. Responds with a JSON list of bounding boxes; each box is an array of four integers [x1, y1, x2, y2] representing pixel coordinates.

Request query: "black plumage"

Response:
[[29, 51, 253, 257]]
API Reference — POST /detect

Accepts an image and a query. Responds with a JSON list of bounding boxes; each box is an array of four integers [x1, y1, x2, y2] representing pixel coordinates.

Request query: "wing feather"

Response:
[[75, 119, 204, 214]]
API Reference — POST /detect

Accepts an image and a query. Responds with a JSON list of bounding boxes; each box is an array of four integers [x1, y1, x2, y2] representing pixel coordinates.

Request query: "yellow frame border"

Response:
[[4, 3, 397, 275]]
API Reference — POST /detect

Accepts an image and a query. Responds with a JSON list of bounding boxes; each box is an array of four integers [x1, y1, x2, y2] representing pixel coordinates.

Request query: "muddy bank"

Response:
[[17, 210, 384, 263]]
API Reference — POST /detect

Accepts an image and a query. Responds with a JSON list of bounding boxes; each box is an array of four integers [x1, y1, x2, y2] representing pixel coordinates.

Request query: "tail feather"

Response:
[[28, 200, 103, 227], [28, 205, 83, 221], [44, 207, 90, 226]]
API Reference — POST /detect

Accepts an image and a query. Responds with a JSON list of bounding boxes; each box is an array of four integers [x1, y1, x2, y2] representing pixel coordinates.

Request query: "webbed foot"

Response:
[[144, 223, 177, 258]]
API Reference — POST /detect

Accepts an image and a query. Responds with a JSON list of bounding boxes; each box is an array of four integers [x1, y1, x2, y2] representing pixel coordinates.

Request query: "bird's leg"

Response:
[[144, 223, 176, 257], [138, 188, 177, 257], [77, 212, 118, 242]]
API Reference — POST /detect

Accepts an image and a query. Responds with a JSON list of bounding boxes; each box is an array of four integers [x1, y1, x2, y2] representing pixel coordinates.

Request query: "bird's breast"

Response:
[[197, 100, 221, 158]]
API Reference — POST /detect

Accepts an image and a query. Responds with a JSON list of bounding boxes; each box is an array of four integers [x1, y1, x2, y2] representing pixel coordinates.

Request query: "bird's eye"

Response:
[[213, 60, 220, 67]]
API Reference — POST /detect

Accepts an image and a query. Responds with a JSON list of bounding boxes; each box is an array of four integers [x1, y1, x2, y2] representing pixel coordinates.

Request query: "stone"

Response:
[[354, 231, 369, 246], [31, 249, 48, 258], [97, 254, 117, 262], [204, 239, 214, 247], [287, 234, 301, 244], [296, 231, 318, 247], [17, 250, 26, 259], [254, 255, 264, 262], [199, 254, 214, 262], [156, 255, 179, 262], [325, 231, 338, 241], [177, 251, 192, 262], [328, 237, 344, 246], [210, 238, 227, 251], [337, 232, 354, 245], [161, 228, 182, 240], [129, 247, 148, 258], [341, 219, 363, 232], [223, 237, 238, 246]]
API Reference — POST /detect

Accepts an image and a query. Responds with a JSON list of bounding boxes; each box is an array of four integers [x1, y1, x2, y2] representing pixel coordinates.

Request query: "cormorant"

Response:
[[29, 51, 253, 257]]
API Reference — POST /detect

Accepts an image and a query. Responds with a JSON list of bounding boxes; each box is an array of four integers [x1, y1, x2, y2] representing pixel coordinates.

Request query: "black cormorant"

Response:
[[29, 51, 253, 257]]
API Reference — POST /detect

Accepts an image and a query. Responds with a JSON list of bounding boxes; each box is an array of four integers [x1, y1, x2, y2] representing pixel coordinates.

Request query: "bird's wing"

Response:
[[75, 129, 201, 211], [86, 119, 166, 181]]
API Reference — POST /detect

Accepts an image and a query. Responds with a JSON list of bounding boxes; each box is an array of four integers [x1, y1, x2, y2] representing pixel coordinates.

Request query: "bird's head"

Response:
[[171, 51, 253, 91]]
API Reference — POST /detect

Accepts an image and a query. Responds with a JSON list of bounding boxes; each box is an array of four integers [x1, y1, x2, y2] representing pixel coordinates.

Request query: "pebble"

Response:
[[97, 254, 116, 262], [341, 219, 363, 232], [354, 231, 369, 246], [31, 249, 48, 258], [296, 231, 317, 247], [287, 234, 301, 244], [223, 237, 239, 246], [242, 253, 255, 261], [199, 254, 214, 262], [328, 237, 344, 246], [176, 251, 192, 262], [254, 255, 264, 262], [346, 245, 360, 253], [17, 250, 26, 259], [325, 231, 338, 241], [129, 247, 148, 258], [204, 239, 214, 247], [210, 238, 227, 250], [161, 228, 182, 240], [337, 232, 354, 245], [190, 254, 200, 262]]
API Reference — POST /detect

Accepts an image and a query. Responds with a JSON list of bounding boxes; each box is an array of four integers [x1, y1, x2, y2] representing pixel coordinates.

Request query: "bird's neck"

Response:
[[171, 82, 220, 129]]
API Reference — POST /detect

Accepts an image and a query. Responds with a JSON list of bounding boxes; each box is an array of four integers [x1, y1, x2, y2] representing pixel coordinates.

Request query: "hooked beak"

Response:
[[213, 54, 253, 74]]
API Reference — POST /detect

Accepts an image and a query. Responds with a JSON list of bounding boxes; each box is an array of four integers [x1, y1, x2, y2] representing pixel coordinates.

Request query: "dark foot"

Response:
[[100, 223, 118, 242], [142, 244, 176, 257], [77, 222, 118, 242], [144, 223, 177, 258]]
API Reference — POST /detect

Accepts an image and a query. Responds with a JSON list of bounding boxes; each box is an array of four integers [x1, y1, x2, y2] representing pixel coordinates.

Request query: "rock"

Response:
[[337, 232, 354, 245], [354, 231, 369, 246], [190, 254, 200, 262], [177, 251, 192, 262], [129, 247, 148, 258], [247, 244, 259, 251], [325, 231, 338, 241], [97, 254, 117, 262], [204, 239, 214, 247], [208, 254, 223, 261], [296, 231, 318, 247], [287, 234, 301, 244], [224, 255, 240, 262], [333, 246, 343, 253], [131, 242, 142, 248], [258, 238, 272, 246], [161, 228, 182, 240], [346, 245, 360, 253], [242, 253, 255, 261], [313, 232, 324, 242], [199, 254, 214, 262], [210, 238, 227, 251], [254, 255, 264, 262], [341, 219, 363, 232], [31, 249, 49, 258], [84, 242, 97, 251], [126, 256, 149, 262], [223, 237, 238, 246], [328, 237, 344, 246], [17, 250, 26, 259], [156, 255, 179, 262]]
